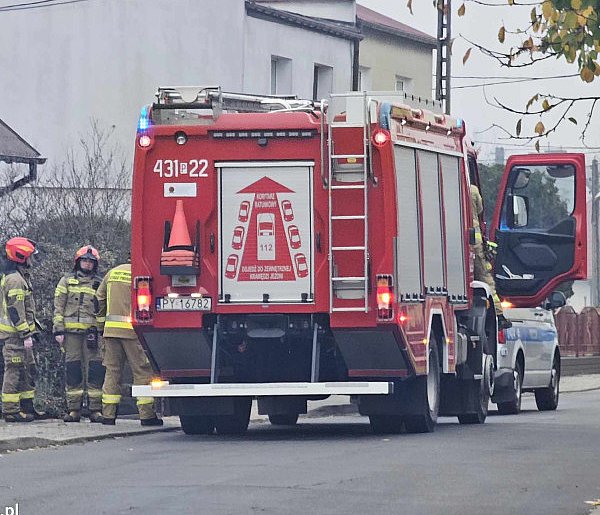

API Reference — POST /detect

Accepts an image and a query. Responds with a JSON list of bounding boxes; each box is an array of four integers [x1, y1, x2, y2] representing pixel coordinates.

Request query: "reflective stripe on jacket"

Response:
[[0, 269, 39, 339], [96, 263, 135, 339], [53, 272, 102, 334]]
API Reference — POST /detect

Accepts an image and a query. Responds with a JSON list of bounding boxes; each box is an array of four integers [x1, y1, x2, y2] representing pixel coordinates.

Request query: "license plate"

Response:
[[156, 296, 212, 311]]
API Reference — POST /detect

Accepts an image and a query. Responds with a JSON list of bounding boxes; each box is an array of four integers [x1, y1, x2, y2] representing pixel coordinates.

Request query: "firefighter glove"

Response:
[[484, 240, 498, 262], [86, 326, 98, 350]]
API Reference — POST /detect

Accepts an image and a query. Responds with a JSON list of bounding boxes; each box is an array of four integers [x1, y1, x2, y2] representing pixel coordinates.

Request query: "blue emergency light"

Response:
[[138, 105, 151, 131]]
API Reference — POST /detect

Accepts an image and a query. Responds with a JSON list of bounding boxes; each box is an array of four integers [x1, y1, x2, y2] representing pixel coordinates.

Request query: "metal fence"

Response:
[[555, 306, 600, 357]]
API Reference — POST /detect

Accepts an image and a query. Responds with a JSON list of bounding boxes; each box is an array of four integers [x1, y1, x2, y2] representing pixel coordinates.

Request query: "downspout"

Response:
[[352, 21, 361, 91]]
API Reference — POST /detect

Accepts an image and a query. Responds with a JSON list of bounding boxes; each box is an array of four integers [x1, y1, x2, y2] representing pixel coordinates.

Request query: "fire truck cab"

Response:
[[131, 87, 586, 435]]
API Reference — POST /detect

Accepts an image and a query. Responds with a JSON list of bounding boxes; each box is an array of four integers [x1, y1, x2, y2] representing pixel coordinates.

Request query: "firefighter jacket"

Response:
[[470, 184, 484, 244], [95, 263, 135, 339], [53, 271, 103, 334], [0, 265, 39, 340]]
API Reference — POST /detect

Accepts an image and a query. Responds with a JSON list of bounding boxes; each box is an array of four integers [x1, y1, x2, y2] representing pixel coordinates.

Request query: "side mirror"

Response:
[[507, 194, 528, 228], [544, 291, 566, 310]]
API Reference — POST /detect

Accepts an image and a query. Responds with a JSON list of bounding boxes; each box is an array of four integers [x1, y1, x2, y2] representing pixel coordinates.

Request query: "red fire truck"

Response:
[[131, 87, 587, 435]]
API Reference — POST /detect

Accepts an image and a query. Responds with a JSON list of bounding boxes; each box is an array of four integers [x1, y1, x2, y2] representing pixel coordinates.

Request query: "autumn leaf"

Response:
[[542, 1, 554, 20], [498, 26, 506, 43], [407, 0, 413, 15], [534, 121, 545, 135], [568, 117, 578, 125], [535, 140, 540, 152], [516, 119, 522, 136], [458, 3, 465, 16], [463, 47, 472, 65], [571, 0, 582, 9], [542, 99, 551, 110], [580, 67, 595, 82], [526, 94, 539, 111]]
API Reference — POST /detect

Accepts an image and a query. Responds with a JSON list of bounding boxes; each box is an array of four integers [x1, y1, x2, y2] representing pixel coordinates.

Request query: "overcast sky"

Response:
[[358, 1, 600, 164]]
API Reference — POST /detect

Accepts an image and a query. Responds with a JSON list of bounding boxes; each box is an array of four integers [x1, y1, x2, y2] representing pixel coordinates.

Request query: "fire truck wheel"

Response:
[[214, 397, 252, 435], [369, 415, 404, 435], [404, 339, 440, 434], [179, 415, 215, 435], [457, 364, 491, 425], [268, 414, 299, 426]]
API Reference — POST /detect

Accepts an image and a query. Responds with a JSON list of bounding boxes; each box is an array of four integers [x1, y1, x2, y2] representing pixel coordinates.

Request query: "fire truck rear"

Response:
[[131, 87, 587, 435]]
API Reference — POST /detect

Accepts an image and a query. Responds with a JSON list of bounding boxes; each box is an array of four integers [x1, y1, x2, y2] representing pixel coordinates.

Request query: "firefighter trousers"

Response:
[[64, 332, 105, 412], [101, 336, 156, 420], [1, 337, 35, 415], [473, 242, 503, 316]]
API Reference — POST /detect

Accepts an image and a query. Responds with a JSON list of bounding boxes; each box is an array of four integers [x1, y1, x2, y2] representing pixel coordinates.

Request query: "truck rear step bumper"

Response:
[[133, 381, 393, 398]]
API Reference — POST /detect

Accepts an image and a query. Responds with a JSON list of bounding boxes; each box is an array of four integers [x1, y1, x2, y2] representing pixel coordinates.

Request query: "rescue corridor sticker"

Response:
[[220, 164, 313, 302]]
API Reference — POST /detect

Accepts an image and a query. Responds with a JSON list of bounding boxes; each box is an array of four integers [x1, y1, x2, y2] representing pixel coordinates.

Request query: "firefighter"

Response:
[[96, 261, 162, 426], [0, 237, 42, 422], [470, 184, 511, 329], [53, 245, 105, 422]]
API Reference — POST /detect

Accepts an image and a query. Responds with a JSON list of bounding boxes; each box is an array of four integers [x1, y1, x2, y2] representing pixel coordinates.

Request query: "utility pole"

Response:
[[592, 158, 599, 306], [435, 0, 452, 115]]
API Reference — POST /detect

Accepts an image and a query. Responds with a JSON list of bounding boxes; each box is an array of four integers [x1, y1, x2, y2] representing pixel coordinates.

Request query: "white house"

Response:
[[0, 0, 359, 167]]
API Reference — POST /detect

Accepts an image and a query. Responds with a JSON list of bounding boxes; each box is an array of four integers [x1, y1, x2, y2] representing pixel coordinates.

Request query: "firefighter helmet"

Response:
[[5, 237, 38, 264], [74, 245, 100, 266]]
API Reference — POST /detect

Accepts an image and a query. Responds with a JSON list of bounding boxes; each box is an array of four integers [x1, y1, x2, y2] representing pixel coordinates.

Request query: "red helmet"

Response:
[[74, 245, 100, 265], [5, 237, 38, 264]]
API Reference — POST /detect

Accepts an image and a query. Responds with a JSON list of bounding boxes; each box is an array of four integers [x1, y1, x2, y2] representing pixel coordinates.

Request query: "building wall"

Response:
[[244, 15, 353, 99], [359, 29, 434, 100], [0, 0, 247, 166]]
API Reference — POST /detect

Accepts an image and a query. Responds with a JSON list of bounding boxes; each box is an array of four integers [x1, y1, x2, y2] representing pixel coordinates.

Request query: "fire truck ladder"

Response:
[[154, 86, 317, 115], [327, 92, 371, 313]]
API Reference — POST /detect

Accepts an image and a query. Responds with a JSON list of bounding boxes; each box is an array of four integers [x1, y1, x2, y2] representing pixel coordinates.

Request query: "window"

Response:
[[313, 64, 333, 101], [270, 56, 292, 95], [395, 75, 412, 93], [358, 66, 371, 91], [502, 164, 576, 231]]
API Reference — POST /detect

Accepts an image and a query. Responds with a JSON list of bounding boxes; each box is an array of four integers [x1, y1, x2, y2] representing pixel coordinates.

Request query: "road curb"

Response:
[[0, 425, 180, 454]]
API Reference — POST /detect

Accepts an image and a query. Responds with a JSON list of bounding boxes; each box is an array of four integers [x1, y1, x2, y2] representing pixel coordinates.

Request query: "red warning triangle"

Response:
[[237, 176, 295, 194]]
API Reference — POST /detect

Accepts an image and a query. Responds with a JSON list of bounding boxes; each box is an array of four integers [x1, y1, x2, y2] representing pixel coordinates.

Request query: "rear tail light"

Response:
[[138, 134, 152, 148], [497, 329, 506, 344], [372, 129, 391, 148], [376, 274, 394, 321], [134, 276, 153, 323]]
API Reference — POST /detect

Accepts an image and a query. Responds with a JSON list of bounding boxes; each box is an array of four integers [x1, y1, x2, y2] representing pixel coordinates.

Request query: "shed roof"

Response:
[[0, 117, 45, 165]]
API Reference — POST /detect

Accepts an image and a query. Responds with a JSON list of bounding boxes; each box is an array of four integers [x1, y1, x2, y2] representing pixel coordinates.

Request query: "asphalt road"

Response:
[[1, 390, 599, 515]]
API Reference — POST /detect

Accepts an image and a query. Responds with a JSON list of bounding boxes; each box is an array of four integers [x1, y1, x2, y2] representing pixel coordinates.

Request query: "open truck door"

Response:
[[490, 153, 587, 307]]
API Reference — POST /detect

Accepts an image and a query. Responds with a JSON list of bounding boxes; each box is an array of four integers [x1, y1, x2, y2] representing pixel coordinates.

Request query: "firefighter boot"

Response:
[[64, 410, 81, 422], [4, 411, 34, 423], [140, 417, 164, 427], [89, 411, 104, 423], [21, 398, 50, 420]]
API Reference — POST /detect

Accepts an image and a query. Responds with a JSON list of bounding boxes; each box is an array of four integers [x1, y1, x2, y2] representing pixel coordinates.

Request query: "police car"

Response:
[[491, 292, 565, 414]]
